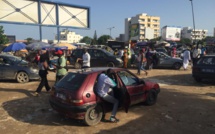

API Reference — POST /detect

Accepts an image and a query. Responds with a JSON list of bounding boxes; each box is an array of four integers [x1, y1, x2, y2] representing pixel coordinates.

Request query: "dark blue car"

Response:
[[192, 55, 215, 82]]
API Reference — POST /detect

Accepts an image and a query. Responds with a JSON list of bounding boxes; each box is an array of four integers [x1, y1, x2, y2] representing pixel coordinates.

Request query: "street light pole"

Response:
[[189, 0, 196, 45], [107, 27, 115, 39]]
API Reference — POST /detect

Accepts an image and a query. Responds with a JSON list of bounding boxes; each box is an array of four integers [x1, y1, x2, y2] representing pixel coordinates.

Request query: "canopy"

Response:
[[54, 43, 77, 50], [136, 41, 148, 46], [26, 42, 52, 50], [3, 42, 26, 52]]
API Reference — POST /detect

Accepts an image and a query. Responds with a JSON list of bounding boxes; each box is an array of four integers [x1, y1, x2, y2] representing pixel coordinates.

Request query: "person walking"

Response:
[[82, 48, 91, 68], [192, 46, 201, 65], [137, 49, 148, 76], [34, 50, 51, 96], [183, 49, 191, 70], [53, 50, 68, 83], [95, 69, 119, 123]]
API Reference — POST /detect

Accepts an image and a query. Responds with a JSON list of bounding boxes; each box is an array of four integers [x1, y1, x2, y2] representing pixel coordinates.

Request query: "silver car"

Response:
[[154, 52, 183, 70], [0, 54, 40, 83]]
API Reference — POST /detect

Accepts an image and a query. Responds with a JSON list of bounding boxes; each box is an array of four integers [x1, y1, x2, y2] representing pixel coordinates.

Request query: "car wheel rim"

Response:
[[89, 109, 98, 120], [174, 63, 180, 69], [17, 72, 28, 82]]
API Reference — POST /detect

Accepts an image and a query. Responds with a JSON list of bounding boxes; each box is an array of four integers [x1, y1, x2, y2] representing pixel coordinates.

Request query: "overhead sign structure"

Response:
[[0, 0, 90, 40]]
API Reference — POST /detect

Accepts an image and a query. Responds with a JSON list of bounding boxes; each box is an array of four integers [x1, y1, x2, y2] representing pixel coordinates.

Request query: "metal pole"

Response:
[[190, 0, 196, 45], [38, 0, 42, 41], [107, 27, 114, 39]]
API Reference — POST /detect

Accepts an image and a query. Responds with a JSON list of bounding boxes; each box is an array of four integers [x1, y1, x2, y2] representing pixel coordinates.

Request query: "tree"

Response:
[[80, 36, 92, 44], [91, 30, 98, 45], [26, 37, 33, 44], [97, 35, 111, 45], [0, 26, 9, 45], [179, 38, 191, 45]]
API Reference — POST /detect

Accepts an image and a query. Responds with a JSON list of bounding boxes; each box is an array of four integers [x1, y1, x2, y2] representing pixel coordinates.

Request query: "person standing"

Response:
[[95, 69, 119, 123], [34, 50, 51, 96], [137, 49, 148, 76], [192, 46, 201, 65], [183, 49, 191, 70], [82, 48, 91, 68], [121, 51, 128, 68], [53, 50, 68, 83]]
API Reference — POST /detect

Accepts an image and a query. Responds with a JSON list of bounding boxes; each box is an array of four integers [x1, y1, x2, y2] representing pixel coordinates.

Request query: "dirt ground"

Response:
[[0, 67, 215, 134]]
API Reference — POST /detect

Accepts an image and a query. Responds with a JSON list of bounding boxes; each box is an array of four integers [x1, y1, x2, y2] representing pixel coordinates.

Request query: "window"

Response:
[[55, 73, 87, 91], [197, 57, 215, 65], [117, 71, 138, 86]]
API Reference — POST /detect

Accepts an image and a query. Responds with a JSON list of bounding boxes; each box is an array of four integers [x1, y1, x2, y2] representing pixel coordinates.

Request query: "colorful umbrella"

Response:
[[26, 42, 52, 50], [54, 43, 77, 50], [3, 42, 26, 52]]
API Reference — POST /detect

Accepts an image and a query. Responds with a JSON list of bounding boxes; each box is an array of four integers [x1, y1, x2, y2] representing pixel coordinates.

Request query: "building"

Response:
[[161, 26, 181, 41], [181, 27, 208, 42], [54, 29, 83, 43], [124, 13, 160, 42]]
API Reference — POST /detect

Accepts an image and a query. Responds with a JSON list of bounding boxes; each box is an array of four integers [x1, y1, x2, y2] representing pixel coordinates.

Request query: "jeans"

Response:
[[137, 62, 146, 74], [36, 70, 50, 93], [102, 93, 119, 117]]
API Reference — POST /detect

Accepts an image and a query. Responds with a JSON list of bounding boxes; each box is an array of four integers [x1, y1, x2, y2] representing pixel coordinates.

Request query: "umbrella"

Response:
[[26, 42, 52, 50], [3, 42, 26, 52], [136, 41, 148, 46], [54, 43, 77, 50], [158, 41, 168, 44]]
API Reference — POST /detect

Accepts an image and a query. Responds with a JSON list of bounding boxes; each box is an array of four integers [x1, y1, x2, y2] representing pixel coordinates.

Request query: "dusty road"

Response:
[[0, 68, 215, 134]]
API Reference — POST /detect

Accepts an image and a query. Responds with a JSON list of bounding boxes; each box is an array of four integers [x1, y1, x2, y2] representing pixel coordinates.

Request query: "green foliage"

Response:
[[179, 38, 191, 45], [91, 30, 98, 45], [80, 36, 92, 44], [0, 26, 9, 45], [26, 37, 33, 44], [97, 35, 111, 45]]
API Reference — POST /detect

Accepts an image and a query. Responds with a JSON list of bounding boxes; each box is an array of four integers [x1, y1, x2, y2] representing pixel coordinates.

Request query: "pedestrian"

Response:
[[137, 49, 148, 76], [146, 48, 153, 70], [95, 69, 119, 123], [53, 49, 68, 83], [82, 48, 91, 68], [183, 49, 191, 70], [121, 51, 128, 68], [192, 46, 201, 65], [34, 49, 51, 96]]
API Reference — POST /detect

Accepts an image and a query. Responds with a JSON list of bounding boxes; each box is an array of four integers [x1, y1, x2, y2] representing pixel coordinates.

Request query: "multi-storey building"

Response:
[[125, 13, 160, 42], [181, 27, 208, 42], [54, 29, 83, 43]]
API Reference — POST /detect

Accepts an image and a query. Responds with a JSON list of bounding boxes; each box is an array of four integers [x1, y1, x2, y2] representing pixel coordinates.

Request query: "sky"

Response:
[[1, 0, 215, 40]]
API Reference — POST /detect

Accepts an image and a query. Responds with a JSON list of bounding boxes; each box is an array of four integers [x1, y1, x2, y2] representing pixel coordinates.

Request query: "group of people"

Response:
[[33, 48, 68, 96]]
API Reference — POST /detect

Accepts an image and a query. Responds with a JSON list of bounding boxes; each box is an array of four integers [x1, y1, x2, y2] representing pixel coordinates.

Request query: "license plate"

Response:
[[56, 93, 66, 100], [202, 69, 214, 73]]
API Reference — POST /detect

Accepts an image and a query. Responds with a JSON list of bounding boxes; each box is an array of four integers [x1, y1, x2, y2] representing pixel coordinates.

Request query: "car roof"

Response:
[[0, 54, 16, 58], [71, 67, 125, 75], [202, 54, 215, 57]]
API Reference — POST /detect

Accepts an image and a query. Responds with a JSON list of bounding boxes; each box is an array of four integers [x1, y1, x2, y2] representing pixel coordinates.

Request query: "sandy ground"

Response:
[[0, 67, 215, 134]]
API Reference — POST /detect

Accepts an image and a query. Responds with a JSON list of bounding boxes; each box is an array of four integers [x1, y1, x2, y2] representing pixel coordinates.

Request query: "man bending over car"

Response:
[[95, 69, 119, 123]]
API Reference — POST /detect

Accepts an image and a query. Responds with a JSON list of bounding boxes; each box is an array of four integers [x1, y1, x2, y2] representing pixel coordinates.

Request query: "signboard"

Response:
[[162, 26, 181, 41], [130, 24, 139, 38], [0, 0, 90, 28]]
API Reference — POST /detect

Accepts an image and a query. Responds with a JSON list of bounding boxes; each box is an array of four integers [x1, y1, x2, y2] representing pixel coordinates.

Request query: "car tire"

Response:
[[84, 105, 103, 126], [16, 71, 29, 83], [107, 62, 115, 67], [74, 62, 82, 69], [194, 77, 202, 82], [144, 89, 157, 106], [173, 62, 181, 70]]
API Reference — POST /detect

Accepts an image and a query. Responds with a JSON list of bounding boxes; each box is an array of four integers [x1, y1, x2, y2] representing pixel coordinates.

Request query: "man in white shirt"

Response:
[[82, 48, 91, 68], [192, 46, 201, 65]]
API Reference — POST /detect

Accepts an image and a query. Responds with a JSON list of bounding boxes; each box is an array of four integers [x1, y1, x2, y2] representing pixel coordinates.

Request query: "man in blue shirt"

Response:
[[96, 69, 119, 122]]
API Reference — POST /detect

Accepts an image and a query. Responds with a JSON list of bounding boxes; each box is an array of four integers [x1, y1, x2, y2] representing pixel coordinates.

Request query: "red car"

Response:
[[49, 67, 160, 126]]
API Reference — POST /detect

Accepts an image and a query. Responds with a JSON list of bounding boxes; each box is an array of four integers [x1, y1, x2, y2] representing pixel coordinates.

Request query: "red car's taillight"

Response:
[[69, 99, 84, 106]]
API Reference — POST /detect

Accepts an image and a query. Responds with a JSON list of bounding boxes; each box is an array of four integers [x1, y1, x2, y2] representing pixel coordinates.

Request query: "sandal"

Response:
[[110, 116, 119, 123]]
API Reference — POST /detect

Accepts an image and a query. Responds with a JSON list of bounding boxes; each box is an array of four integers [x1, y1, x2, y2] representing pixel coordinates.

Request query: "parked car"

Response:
[[70, 48, 123, 69], [192, 55, 215, 82], [153, 52, 183, 70], [155, 47, 168, 54], [49, 67, 160, 126], [0, 54, 40, 83]]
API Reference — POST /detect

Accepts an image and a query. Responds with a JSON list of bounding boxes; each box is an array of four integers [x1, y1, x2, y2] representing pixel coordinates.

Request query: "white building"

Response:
[[54, 29, 83, 43], [161, 26, 181, 41], [124, 13, 160, 42], [181, 27, 208, 41]]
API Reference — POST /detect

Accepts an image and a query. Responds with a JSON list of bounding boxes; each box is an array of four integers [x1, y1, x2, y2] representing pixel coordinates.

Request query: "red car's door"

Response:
[[116, 70, 145, 112]]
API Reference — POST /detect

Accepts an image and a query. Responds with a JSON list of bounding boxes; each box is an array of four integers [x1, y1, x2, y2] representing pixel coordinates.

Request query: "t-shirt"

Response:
[[96, 74, 117, 97], [193, 48, 201, 58], [56, 56, 67, 76], [82, 52, 91, 67]]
